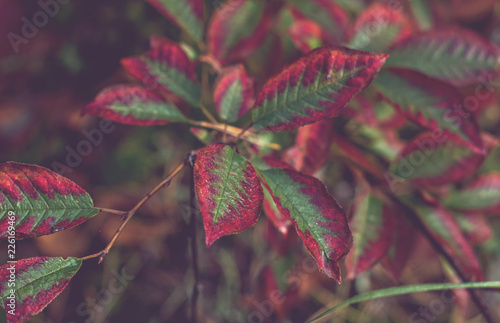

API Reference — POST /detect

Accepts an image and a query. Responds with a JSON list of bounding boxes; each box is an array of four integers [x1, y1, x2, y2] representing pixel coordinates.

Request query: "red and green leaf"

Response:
[[288, 0, 349, 45], [83, 85, 188, 126], [213, 64, 256, 123], [263, 188, 291, 236], [382, 215, 416, 280], [444, 172, 500, 214], [121, 43, 201, 106], [374, 68, 483, 147], [283, 119, 333, 175], [348, 3, 412, 52], [146, 0, 203, 42], [0, 162, 98, 239], [346, 191, 396, 279], [405, 198, 483, 281], [288, 19, 323, 53], [386, 28, 500, 87], [389, 132, 485, 187], [251, 46, 388, 131], [257, 167, 352, 282], [208, 0, 271, 63], [193, 144, 264, 246], [454, 212, 492, 245], [0, 257, 82, 323]]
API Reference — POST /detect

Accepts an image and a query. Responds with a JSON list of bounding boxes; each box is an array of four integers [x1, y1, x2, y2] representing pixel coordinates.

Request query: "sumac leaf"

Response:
[[348, 3, 412, 52], [213, 64, 256, 122], [0, 257, 82, 323], [0, 162, 98, 239], [258, 167, 352, 282], [374, 68, 483, 147], [389, 132, 485, 187], [121, 43, 201, 106], [251, 46, 388, 131], [283, 119, 333, 175], [83, 85, 188, 126], [346, 191, 396, 279], [193, 144, 264, 246], [454, 212, 492, 245], [288, 0, 349, 45], [208, 0, 271, 63], [146, 0, 203, 42], [444, 172, 500, 214], [386, 28, 500, 86]]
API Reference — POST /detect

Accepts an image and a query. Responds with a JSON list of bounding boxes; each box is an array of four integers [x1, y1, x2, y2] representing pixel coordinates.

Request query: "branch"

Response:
[[97, 160, 187, 264]]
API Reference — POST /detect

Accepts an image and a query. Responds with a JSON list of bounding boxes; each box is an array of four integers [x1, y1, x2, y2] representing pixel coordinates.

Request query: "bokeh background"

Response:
[[1, 0, 500, 322]]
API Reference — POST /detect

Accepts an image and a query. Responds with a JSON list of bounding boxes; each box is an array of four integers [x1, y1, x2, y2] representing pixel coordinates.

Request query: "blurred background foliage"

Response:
[[1, 0, 500, 322]]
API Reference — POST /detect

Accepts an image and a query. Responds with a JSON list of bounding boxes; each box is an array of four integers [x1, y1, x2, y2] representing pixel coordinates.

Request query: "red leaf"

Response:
[[346, 190, 396, 279], [258, 168, 352, 282], [288, 20, 323, 53], [375, 67, 483, 149], [194, 144, 264, 246], [0, 162, 98, 239], [213, 64, 256, 122], [147, 0, 204, 42], [208, 0, 272, 64], [0, 257, 82, 323], [283, 119, 333, 175], [83, 85, 188, 126], [408, 200, 483, 281], [386, 27, 500, 86], [252, 46, 388, 131], [382, 215, 416, 280], [349, 3, 412, 52], [289, 0, 349, 45], [390, 132, 485, 187], [121, 42, 201, 106]]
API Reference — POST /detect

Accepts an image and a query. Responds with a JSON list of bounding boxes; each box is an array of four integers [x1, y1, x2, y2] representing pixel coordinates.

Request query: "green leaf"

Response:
[[83, 85, 189, 126], [444, 172, 500, 213], [147, 0, 203, 42], [121, 42, 201, 106], [258, 167, 352, 282], [0, 162, 99, 239], [251, 46, 388, 131], [374, 68, 483, 146], [386, 28, 500, 86], [308, 281, 500, 322], [0, 257, 82, 323]]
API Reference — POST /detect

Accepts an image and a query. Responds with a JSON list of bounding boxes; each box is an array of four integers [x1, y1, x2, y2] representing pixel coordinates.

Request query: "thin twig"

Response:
[[98, 160, 187, 264], [199, 103, 218, 124], [189, 172, 200, 323], [189, 120, 281, 150], [80, 251, 104, 261], [96, 208, 127, 216]]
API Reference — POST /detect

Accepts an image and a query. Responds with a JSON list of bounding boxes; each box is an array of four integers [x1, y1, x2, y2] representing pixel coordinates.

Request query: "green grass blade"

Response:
[[308, 281, 500, 322]]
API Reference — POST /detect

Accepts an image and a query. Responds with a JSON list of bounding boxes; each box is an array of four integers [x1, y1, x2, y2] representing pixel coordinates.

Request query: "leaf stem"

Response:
[[189, 120, 281, 150], [308, 281, 500, 322], [199, 103, 218, 124], [95, 208, 127, 216], [80, 251, 105, 261], [98, 160, 187, 264]]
